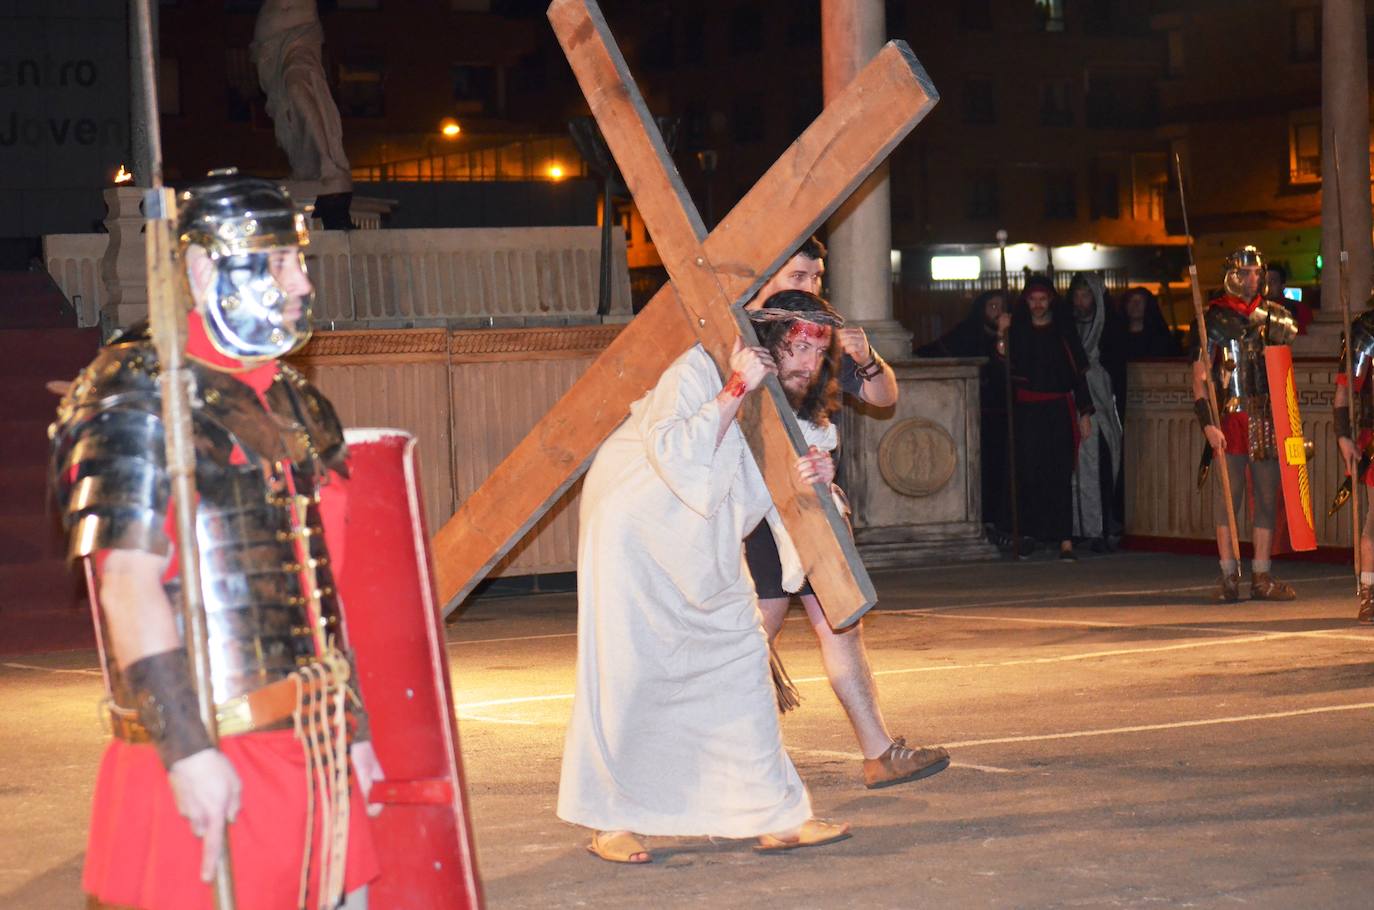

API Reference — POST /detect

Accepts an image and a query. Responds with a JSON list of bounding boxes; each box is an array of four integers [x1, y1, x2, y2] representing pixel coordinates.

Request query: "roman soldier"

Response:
[[1192, 245, 1300, 602], [50, 171, 382, 909], [1334, 309, 1374, 622]]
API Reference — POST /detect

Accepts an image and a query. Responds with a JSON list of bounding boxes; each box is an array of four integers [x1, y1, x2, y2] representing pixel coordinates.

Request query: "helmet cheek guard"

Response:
[[177, 168, 314, 361], [1222, 245, 1266, 300]]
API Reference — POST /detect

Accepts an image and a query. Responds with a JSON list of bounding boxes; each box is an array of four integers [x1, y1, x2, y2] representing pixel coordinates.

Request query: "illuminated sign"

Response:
[[930, 255, 981, 280]]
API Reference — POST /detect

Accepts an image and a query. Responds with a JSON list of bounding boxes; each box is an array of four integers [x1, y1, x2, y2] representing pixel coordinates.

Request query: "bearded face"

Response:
[[1026, 289, 1053, 325], [774, 321, 833, 410]]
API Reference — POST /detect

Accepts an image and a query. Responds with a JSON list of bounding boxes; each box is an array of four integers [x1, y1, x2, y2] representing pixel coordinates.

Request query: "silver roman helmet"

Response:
[[177, 168, 313, 361], [1222, 245, 1266, 300]]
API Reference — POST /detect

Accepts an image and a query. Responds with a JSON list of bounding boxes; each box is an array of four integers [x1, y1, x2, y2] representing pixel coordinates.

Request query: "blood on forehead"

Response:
[[785, 322, 832, 345]]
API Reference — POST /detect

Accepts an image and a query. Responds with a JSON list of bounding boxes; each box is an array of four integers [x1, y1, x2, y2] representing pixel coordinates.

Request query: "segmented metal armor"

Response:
[[50, 327, 348, 716], [1339, 309, 1374, 429], [1203, 298, 1298, 460]]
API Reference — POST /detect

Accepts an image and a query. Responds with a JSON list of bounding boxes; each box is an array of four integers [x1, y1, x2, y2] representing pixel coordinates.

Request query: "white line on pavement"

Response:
[[458, 713, 540, 726], [787, 633, 1332, 685], [898, 610, 1374, 643], [459, 692, 575, 710], [943, 701, 1374, 749], [1, 662, 102, 677], [893, 573, 1350, 613], [447, 632, 576, 647], [452, 625, 1364, 712]]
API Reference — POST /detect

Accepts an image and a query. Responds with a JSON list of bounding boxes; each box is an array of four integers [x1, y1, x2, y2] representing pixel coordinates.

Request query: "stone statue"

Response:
[[251, 0, 353, 206]]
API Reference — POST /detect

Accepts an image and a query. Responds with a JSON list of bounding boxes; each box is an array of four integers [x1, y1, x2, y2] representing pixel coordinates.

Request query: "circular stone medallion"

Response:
[[877, 418, 957, 497]]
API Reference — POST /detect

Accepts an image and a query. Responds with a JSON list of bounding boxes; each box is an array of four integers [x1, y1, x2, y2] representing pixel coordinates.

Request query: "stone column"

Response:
[[822, 0, 910, 360], [1321, 0, 1372, 318]]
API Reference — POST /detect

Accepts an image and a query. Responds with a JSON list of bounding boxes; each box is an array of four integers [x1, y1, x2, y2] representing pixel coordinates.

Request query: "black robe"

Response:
[[1007, 301, 1093, 543]]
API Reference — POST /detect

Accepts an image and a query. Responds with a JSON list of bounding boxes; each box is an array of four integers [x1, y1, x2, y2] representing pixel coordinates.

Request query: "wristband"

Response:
[[1335, 406, 1353, 441], [855, 353, 885, 382], [1193, 398, 1214, 431], [125, 649, 213, 769]]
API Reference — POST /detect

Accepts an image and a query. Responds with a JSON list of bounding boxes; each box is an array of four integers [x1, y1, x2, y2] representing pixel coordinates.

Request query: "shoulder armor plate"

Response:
[[50, 340, 170, 558]]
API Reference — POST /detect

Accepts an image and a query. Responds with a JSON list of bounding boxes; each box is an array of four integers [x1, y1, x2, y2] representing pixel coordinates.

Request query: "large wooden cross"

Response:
[[432, 0, 937, 629]]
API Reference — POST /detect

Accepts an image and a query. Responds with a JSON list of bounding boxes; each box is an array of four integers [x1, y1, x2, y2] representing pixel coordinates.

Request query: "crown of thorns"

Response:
[[747, 307, 845, 329]]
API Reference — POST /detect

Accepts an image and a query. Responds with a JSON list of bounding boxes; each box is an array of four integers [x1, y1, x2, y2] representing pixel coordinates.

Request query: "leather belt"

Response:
[[108, 673, 330, 743]]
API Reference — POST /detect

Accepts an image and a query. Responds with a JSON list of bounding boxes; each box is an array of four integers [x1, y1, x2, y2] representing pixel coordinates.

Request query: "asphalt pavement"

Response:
[[2, 550, 1372, 909]]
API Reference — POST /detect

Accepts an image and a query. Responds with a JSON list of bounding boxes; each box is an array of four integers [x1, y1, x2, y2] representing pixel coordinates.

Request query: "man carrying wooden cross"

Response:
[[743, 236, 950, 788], [558, 291, 854, 863]]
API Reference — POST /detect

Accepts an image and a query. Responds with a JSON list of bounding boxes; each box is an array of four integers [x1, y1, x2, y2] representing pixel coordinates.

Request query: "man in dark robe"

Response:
[[995, 275, 1094, 560]]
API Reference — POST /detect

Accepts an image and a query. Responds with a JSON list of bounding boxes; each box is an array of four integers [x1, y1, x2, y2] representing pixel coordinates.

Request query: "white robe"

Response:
[[557, 345, 813, 837]]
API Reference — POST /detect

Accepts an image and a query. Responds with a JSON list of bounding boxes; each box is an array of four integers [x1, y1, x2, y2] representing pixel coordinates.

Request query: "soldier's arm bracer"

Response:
[[1194, 398, 1214, 431], [125, 648, 214, 768], [53, 407, 170, 561], [1335, 406, 1353, 441]]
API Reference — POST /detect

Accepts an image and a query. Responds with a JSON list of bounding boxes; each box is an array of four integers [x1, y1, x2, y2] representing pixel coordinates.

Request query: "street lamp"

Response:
[[440, 117, 462, 139]]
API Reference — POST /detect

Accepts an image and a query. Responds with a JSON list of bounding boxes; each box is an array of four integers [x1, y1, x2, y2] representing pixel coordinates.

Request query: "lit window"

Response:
[[1288, 113, 1321, 185], [1034, 0, 1065, 32]]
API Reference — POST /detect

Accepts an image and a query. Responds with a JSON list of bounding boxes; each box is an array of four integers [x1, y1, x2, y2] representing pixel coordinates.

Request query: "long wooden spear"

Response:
[[996, 229, 1021, 559], [1333, 136, 1361, 593], [132, 0, 236, 905], [1175, 153, 1241, 565]]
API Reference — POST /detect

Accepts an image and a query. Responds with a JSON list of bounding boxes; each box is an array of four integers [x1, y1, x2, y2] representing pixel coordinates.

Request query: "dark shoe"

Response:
[[1250, 572, 1296, 601], [1359, 585, 1374, 623], [1213, 570, 1242, 603], [862, 737, 950, 789]]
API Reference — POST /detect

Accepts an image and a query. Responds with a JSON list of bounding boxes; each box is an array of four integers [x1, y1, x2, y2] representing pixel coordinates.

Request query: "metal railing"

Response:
[[352, 135, 589, 183]]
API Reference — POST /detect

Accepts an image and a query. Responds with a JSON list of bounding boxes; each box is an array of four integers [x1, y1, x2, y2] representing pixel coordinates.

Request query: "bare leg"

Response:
[[758, 596, 791, 642], [1252, 526, 1273, 565], [1362, 502, 1374, 568], [796, 595, 894, 759], [1214, 524, 1232, 562]]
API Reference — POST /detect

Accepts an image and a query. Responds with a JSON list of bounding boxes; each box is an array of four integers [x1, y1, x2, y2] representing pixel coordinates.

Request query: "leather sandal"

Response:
[[587, 830, 652, 864], [755, 818, 852, 853]]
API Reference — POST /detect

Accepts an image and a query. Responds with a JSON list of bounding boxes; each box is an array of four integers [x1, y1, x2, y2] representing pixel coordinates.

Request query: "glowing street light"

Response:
[[547, 161, 565, 180], [439, 118, 461, 139]]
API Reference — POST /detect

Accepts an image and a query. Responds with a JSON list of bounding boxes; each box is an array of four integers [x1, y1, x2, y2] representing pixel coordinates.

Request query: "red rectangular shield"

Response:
[[338, 429, 484, 909], [1264, 346, 1317, 552]]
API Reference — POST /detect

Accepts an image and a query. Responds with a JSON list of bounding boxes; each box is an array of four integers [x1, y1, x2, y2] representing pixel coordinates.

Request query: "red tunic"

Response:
[[1334, 370, 1374, 487], [1209, 294, 1261, 456], [81, 315, 379, 909]]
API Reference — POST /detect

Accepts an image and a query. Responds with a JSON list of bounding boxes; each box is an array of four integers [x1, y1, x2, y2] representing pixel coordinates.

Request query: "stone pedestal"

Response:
[[839, 358, 997, 567]]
